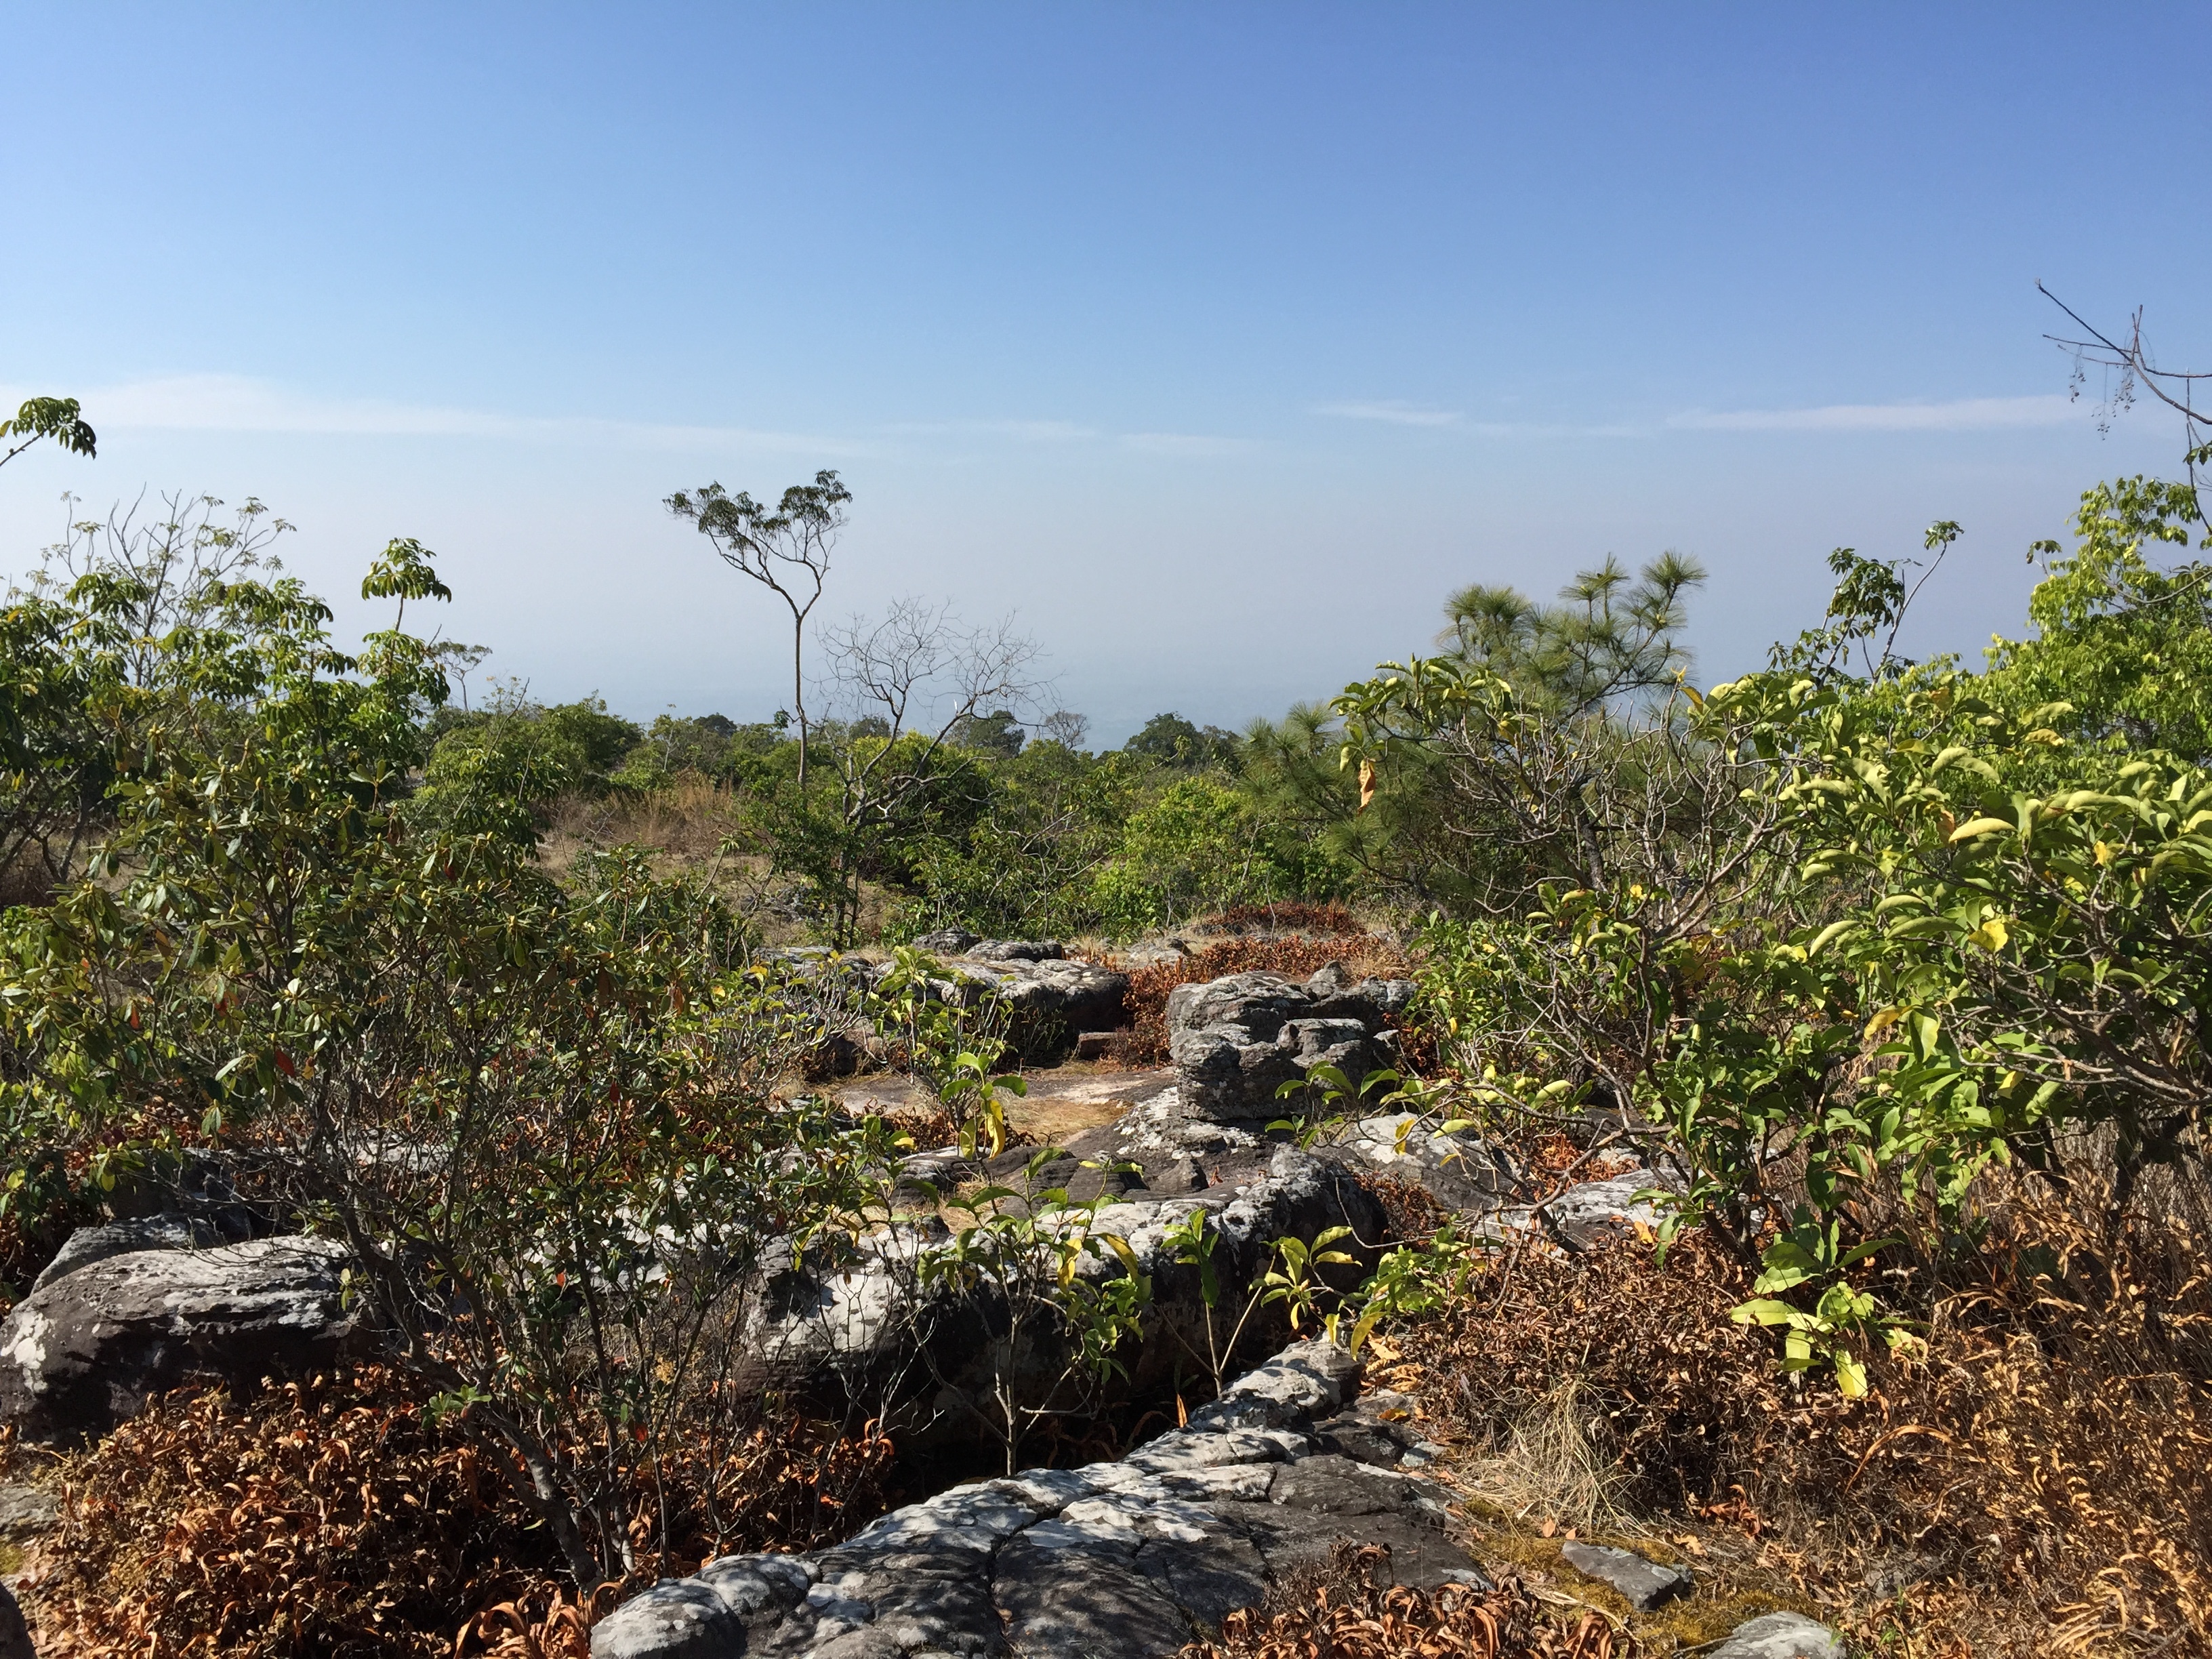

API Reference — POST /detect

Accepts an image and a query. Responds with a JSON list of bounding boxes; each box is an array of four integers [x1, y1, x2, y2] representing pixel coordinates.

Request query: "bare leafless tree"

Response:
[[822, 597, 1044, 748], [429, 642, 493, 712], [1039, 709, 1090, 750], [796, 598, 1044, 942], [2043, 284, 2212, 548]]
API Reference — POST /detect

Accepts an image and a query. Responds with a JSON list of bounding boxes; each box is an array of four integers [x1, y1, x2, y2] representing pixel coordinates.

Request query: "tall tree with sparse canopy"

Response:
[[666, 470, 851, 788]]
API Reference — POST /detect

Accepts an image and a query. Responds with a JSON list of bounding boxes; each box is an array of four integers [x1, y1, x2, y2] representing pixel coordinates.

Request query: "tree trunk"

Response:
[[793, 619, 809, 791]]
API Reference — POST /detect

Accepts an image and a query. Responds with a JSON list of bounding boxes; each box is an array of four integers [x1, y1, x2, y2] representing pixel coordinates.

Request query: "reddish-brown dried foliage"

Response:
[[33, 1368, 557, 1658], [28, 1366, 897, 1659], [1181, 1542, 1641, 1659], [1199, 901, 1372, 937], [1412, 1206, 2212, 1656], [1363, 1174, 1454, 1247]]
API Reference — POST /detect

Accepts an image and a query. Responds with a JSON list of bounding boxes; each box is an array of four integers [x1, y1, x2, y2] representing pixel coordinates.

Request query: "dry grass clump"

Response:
[[1428, 1238, 1799, 1519], [1408, 1188, 2212, 1658], [540, 779, 749, 867], [1107, 934, 1414, 1067], [537, 783, 905, 943], [1181, 1540, 1642, 1659], [1195, 901, 1373, 938], [28, 1366, 897, 1659]]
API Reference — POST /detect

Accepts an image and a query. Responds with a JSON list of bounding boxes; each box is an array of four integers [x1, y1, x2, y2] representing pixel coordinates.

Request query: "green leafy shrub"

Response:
[[413, 693, 643, 840], [1092, 775, 1345, 937], [1346, 481, 2212, 1396], [1, 544, 907, 1592]]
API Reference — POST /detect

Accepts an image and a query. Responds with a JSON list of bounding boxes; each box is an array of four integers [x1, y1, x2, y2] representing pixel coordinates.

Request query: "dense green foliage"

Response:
[[1363, 476, 2212, 1391], [401, 686, 1353, 945], [0, 527, 918, 1586], [1986, 476, 2212, 759]]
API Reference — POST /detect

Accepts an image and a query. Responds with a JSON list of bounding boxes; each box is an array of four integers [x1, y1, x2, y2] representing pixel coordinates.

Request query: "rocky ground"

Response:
[[594, 1341, 1843, 1659], [0, 947, 1847, 1658]]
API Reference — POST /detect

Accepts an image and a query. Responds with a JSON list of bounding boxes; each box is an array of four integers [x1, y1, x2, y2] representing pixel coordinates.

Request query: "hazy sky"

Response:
[[4, 3, 2206, 741]]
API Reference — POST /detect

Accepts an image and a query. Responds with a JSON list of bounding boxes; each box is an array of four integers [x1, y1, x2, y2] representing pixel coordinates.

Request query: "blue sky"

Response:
[[4, 3, 2206, 741]]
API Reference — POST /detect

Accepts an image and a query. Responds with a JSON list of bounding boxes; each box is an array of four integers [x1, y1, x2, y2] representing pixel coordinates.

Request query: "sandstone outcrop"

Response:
[[742, 1146, 1385, 1425], [943, 951, 1127, 1063], [0, 1235, 363, 1442], [592, 1341, 1474, 1659], [593, 1338, 1845, 1659], [30, 1215, 226, 1294], [764, 939, 1130, 1067], [1168, 964, 1414, 1121]]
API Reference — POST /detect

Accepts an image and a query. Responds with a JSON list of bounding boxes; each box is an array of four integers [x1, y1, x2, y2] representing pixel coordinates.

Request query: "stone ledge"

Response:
[[592, 1340, 1474, 1659]]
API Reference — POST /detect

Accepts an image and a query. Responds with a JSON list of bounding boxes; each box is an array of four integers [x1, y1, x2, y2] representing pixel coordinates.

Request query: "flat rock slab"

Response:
[[592, 1341, 1483, 1659], [1559, 1540, 1693, 1611], [1708, 1612, 1847, 1659], [31, 1214, 226, 1293], [0, 1484, 58, 1541], [841, 1066, 1176, 1150], [0, 1235, 363, 1442]]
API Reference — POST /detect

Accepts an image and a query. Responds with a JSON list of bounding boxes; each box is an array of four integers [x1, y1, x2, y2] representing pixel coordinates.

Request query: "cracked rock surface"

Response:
[[28, 1216, 230, 1295], [742, 1145, 1386, 1412], [592, 1340, 1479, 1659], [1559, 1540, 1693, 1611], [1167, 966, 1414, 1122], [1706, 1612, 1847, 1659], [0, 1235, 363, 1443]]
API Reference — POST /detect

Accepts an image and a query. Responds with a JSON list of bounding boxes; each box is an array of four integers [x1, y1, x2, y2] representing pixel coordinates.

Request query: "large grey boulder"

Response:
[[964, 939, 1063, 963], [908, 928, 980, 956], [0, 1235, 364, 1441], [754, 942, 1127, 1069], [939, 952, 1127, 1063], [30, 1215, 224, 1294], [593, 1340, 1480, 1659], [742, 1147, 1384, 1434], [1168, 966, 1414, 1122]]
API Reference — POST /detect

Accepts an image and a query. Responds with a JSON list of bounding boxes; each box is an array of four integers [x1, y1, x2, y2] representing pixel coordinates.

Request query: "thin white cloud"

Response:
[[1313, 402, 1642, 438], [1313, 400, 1463, 427], [1121, 432, 1258, 457], [878, 417, 1099, 442], [1464, 421, 1643, 439], [7, 373, 864, 456], [14, 375, 1267, 462], [1671, 394, 2076, 432]]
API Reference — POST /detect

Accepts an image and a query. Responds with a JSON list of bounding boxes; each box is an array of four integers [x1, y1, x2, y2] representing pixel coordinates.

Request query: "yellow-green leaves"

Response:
[[1948, 816, 2015, 842]]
